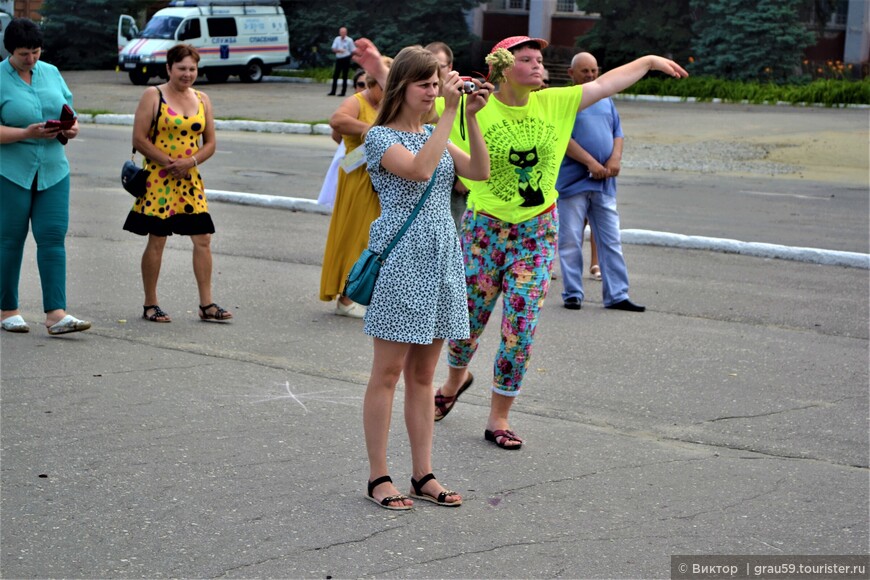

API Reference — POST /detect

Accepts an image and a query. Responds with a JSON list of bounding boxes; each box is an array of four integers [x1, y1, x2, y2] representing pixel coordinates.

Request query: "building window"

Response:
[[487, 0, 529, 11], [806, 0, 848, 29], [832, 0, 848, 26], [556, 0, 576, 12]]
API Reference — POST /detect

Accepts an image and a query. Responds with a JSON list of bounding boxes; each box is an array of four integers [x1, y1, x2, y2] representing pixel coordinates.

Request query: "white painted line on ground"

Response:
[[206, 189, 869, 269]]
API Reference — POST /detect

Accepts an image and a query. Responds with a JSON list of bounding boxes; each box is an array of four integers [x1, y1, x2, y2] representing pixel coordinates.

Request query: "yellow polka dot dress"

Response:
[[123, 89, 214, 236]]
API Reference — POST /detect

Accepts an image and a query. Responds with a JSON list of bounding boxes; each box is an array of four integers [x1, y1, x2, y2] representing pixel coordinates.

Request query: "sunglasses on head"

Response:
[[356, 81, 366, 88]]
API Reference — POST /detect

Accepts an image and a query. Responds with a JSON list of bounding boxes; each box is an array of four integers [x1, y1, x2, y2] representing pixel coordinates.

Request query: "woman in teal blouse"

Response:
[[0, 18, 90, 335]]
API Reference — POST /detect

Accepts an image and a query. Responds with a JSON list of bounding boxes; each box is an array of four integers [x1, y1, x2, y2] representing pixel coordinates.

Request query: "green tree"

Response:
[[690, 0, 815, 81], [40, 0, 148, 70], [282, 0, 481, 71], [574, 0, 695, 68]]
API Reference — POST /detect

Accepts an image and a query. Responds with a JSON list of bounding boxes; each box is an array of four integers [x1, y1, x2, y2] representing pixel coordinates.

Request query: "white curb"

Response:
[[621, 229, 869, 269]]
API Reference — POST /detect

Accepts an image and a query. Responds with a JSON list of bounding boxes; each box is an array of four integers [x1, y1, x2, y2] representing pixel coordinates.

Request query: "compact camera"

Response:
[[460, 76, 478, 94]]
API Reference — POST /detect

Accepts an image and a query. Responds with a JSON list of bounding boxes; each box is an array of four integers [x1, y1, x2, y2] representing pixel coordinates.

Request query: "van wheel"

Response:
[[240, 60, 264, 83], [207, 70, 229, 84], [129, 69, 150, 85]]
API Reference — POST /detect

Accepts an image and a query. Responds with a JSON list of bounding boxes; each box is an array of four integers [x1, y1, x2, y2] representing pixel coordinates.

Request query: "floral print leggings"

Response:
[[447, 207, 558, 396]]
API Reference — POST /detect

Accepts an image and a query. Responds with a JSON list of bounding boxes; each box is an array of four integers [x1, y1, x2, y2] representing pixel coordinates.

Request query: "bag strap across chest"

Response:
[[378, 169, 438, 264], [131, 86, 163, 157]]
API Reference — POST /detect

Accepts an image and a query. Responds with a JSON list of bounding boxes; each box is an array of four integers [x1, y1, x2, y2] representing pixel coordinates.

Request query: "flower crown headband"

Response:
[[484, 48, 515, 84]]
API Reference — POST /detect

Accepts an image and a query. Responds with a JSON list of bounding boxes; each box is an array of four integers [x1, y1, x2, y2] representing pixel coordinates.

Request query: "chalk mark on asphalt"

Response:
[[249, 380, 362, 411]]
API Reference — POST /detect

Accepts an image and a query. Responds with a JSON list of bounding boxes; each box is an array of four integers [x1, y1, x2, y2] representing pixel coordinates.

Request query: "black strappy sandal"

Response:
[[143, 304, 171, 323], [409, 473, 462, 507], [366, 475, 412, 511], [198, 303, 233, 322]]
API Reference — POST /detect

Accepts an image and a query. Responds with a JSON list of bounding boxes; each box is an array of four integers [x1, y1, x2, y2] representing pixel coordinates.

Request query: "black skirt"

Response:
[[123, 211, 215, 237]]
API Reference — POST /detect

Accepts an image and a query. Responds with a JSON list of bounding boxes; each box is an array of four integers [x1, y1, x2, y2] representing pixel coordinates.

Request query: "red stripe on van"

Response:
[[129, 38, 148, 55]]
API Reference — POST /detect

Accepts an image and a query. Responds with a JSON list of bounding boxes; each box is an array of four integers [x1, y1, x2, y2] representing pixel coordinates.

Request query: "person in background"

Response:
[[424, 41, 453, 79], [123, 44, 232, 324], [535, 65, 600, 282], [360, 46, 491, 510], [320, 57, 393, 318], [0, 18, 91, 335], [424, 41, 468, 231], [557, 52, 644, 312], [351, 35, 687, 451], [332, 69, 368, 145], [539, 66, 550, 89], [317, 69, 367, 209], [327, 26, 355, 96], [353, 68, 367, 92]]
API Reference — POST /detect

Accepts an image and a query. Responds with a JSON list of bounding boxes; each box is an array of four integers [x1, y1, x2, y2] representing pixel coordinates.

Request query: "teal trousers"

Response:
[[0, 174, 69, 312]]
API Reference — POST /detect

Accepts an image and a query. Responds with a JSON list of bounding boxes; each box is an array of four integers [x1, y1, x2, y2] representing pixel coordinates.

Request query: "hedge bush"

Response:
[[622, 76, 870, 107]]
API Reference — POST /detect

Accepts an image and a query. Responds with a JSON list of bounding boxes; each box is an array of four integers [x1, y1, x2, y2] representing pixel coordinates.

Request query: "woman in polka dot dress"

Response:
[[123, 44, 232, 324]]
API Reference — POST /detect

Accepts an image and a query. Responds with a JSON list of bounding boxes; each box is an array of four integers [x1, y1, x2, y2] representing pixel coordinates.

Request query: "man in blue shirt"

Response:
[[555, 52, 645, 312]]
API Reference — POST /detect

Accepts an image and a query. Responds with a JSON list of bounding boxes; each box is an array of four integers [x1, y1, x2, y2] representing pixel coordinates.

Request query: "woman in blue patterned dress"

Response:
[[360, 46, 492, 510]]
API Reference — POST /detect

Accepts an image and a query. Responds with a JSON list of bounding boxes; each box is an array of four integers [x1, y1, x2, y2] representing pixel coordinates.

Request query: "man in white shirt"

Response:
[[328, 27, 355, 96]]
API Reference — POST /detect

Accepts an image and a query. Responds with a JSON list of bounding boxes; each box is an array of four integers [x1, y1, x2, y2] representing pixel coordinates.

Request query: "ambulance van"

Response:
[[117, 0, 290, 85]]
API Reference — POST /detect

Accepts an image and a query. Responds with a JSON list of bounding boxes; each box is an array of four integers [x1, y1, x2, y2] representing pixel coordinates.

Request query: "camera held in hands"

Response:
[[460, 76, 478, 94]]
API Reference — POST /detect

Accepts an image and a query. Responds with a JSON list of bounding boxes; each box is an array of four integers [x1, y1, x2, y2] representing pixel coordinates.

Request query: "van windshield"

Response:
[[140, 16, 181, 39]]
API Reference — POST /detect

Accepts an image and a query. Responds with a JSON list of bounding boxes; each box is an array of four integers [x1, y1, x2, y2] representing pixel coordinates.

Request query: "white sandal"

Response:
[[335, 300, 366, 318], [1, 315, 30, 333], [46, 315, 91, 335]]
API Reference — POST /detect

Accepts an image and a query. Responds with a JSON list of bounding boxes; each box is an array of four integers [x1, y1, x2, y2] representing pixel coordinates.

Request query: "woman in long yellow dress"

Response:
[[319, 61, 392, 318]]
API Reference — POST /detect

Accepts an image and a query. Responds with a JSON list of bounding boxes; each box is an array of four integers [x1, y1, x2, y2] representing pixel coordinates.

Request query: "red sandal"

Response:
[[485, 429, 523, 450], [434, 372, 473, 421]]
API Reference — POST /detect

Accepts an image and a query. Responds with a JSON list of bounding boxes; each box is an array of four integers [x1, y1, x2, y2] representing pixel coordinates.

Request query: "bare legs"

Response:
[[141, 234, 171, 321], [142, 234, 167, 307], [191, 234, 213, 307], [363, 337, 462, 507], [140, 233, 220, 321]]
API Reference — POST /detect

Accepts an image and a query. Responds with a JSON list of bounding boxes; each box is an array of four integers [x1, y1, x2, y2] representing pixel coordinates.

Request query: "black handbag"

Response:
[[122, 88, 162, 198], [121, 160, 149, 197], [343, 170, 438, 306]]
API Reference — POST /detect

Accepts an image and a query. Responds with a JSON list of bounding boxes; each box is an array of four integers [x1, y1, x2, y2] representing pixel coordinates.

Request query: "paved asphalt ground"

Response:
[[1, 72, 868, 579]]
